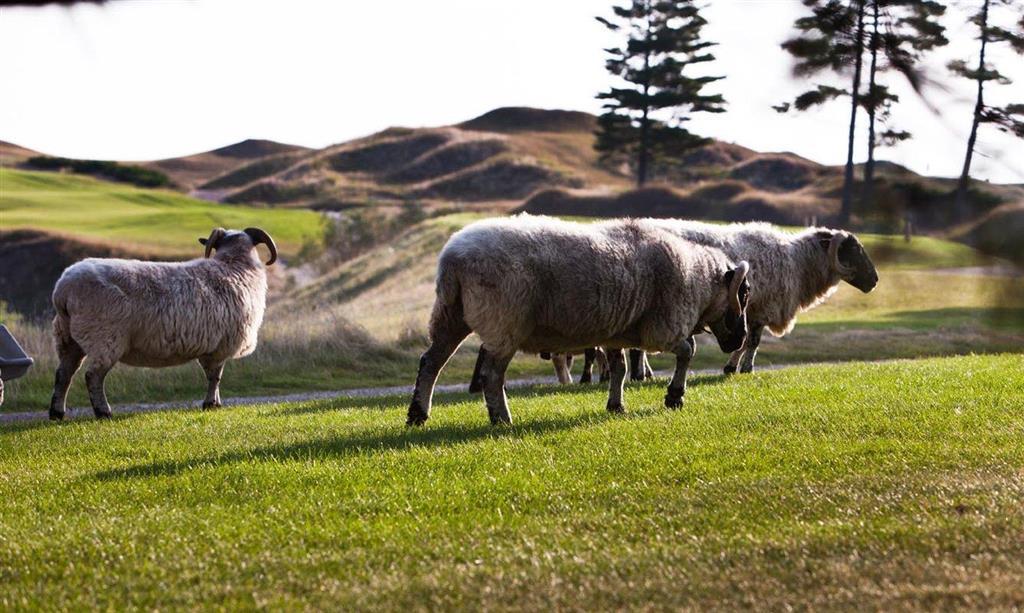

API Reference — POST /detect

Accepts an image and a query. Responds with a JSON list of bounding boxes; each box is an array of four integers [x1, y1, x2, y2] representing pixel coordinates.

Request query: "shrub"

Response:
[[25, 156, 173, 188]]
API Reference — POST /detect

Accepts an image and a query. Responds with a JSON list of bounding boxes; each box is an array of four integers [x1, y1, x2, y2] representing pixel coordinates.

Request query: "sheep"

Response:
[[47, 227, 277, 420], [633, 220, 878, 374], [407, 215, 751, 426]]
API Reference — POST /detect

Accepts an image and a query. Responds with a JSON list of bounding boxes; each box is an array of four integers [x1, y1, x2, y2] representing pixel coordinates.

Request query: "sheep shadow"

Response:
[[90, 407, 632, 482]]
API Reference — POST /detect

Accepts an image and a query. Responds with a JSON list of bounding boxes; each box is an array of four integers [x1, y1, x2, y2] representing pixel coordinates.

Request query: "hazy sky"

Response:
[[1, 0, 1021, 182]]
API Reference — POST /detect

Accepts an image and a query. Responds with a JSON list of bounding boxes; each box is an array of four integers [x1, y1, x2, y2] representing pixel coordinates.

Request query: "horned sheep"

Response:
[[407, 215, 751, 426], [48, 227, 278, 420]]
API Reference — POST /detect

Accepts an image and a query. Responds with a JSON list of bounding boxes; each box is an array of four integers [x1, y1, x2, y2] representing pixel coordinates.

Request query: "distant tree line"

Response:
[[594, 0, 1024, 228], [25, 156, 173, 188]]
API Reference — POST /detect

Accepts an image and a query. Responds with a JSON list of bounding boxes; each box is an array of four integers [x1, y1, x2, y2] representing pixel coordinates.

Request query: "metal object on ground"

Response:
[[0, 325, 34, 406]]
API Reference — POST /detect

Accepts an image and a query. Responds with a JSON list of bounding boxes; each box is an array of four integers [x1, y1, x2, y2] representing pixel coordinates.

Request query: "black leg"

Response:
[[664, 337, 696, 409], [606, 348, 627, 413]]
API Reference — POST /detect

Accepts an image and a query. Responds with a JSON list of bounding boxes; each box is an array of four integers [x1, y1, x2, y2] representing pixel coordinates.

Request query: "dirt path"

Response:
[[0, 366, 757, 425]]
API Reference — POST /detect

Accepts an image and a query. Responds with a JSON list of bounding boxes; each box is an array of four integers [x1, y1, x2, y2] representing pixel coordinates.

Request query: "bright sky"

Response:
[[1, 0, 1021, 182]]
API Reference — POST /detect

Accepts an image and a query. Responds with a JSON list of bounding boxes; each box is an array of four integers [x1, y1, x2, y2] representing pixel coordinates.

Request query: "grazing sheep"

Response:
[[407, 215, 751, 426], [48, 227, 277, 420], [639, 220, 878, 374]]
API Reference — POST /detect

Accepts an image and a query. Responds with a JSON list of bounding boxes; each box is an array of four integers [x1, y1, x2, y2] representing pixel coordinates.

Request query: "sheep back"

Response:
[[53, 257, 267, 367]]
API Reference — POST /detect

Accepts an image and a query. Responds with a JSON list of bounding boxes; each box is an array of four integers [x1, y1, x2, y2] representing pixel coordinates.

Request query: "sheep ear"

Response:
[[198, 238, 208, 246]]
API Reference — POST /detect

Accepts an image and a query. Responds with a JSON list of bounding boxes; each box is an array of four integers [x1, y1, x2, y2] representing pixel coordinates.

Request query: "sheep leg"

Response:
[[628, 349, 647, 382], [83, 356, 117, 419], [477, 350, 514, 425], [199, 358, 225, 409], [664, 337, 697, 409], [605, 348, 627, 414], [723, 347, 743, 375], [579, 348, 596, 384], [738, 324, 765, 374], [596, 348, 610, 383], [468, 347, 487, 394], [552, 354, 572, 385], [407, 324, 470, 426], [49, 334, 85, 421]]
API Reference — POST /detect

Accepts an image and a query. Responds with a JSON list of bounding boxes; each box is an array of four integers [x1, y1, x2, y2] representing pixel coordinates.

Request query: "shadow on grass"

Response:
[[88, 373, 739, 481], [90, 408, 628, 482]]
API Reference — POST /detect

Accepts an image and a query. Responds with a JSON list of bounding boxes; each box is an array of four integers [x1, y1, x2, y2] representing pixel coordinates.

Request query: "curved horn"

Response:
[[728, 260, 750, 313], [201, 227, 227, 259], [828, 231, 853, 277], [244, 227, 278, 265]]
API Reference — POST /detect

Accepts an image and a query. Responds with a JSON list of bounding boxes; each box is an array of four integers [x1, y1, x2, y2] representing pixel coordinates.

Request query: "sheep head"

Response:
[[707, 260, 751, 353], [818, 230, 878, 293], [197, 227, 278, 265]]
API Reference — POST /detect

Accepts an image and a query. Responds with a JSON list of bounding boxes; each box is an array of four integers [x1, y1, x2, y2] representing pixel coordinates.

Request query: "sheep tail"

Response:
[[428, 261, 468, 340]]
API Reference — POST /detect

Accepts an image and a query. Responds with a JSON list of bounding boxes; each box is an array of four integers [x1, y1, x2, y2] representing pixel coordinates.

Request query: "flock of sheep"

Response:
[[45, 215, 878, 424]]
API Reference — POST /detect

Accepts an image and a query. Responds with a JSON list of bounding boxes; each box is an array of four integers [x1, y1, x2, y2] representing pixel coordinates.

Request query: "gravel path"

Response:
[[0, 366, 753, 425]]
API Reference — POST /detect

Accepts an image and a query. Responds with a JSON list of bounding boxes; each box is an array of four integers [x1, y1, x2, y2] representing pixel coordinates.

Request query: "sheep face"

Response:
[[198, 227, 278, 265], [706, 261, 751, 353], [836, 234, 878, 293], [817, 231, 877, 293]]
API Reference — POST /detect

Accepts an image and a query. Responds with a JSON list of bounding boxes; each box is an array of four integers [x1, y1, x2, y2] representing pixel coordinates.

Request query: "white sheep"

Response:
[[48, 227, 277, 419], [407, 215, 751, 426], [644, 220, 879, 373]]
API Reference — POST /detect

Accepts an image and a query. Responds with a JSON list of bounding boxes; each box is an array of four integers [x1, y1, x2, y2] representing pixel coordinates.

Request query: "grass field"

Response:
[[2, 355, 1023, 609], [0, 168, 321, 257]]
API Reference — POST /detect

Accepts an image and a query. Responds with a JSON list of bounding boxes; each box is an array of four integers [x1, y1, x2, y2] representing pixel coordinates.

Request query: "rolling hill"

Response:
[[142, 138, 311, 190]]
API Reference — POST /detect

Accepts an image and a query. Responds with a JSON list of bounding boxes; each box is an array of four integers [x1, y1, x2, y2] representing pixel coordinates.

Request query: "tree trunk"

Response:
[[955, 0, 989, 217], [636, 13, 653, 189], [863, 0, 880, 208], [840, 0, 867, 228]]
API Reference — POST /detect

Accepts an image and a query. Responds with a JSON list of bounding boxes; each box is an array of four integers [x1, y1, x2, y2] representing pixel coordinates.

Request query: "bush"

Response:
[[25, 156, 173, 188]]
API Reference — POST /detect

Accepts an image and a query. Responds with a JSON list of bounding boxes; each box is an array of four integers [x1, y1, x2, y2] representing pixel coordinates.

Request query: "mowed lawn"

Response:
[[0, 168, 321, 257], [2, 354, 1023, 610]]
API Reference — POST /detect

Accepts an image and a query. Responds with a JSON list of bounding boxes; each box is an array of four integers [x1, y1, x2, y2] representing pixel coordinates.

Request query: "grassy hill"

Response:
[[2, 355, 1023, 609], [0, 168, 321, 258]]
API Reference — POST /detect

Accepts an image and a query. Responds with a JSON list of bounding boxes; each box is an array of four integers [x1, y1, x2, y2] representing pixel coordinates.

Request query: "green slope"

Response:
[[0, 168, 321, 257]]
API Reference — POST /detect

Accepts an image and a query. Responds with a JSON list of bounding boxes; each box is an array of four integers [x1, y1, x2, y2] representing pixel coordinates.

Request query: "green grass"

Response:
[[2, 355, 1023, 609], [0, 168, 322, 257]]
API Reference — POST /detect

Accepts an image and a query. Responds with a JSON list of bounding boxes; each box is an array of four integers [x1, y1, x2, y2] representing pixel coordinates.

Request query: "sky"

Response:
[[1, 0, 1021, 183]]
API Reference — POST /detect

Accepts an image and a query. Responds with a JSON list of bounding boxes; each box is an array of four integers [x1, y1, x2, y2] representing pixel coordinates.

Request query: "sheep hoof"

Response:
[[579, 373, 592, 384], [202, 401, 222, 410], [406, 402, 429, 426], [664, 388, 685, 409], [723, 364, 737, 375], [606, 401, 626, 414], [467, 380, 483, 394], [599, 374, 610, 383], [49, 409, 65, 421], [739, 364, 754, 374], [93, 408, 112, 420]]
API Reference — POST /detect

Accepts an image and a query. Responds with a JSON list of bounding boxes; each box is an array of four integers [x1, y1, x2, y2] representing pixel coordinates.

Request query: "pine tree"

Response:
[[594, 0, 726, 188], [950, 0, 1024, 212], [779, 0, 868, 226], [861, 1, 947, 206]]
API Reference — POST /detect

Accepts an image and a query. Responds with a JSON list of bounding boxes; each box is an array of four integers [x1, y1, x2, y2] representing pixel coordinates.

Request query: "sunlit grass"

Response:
[[2, 355, 1022, 609]]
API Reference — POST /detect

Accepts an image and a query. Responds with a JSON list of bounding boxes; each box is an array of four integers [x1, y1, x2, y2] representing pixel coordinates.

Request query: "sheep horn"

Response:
[[728, 260, 750, 313], [828, 231, 853, 277], [244, 227, 278, 265], [202, 227, 227, 259]]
